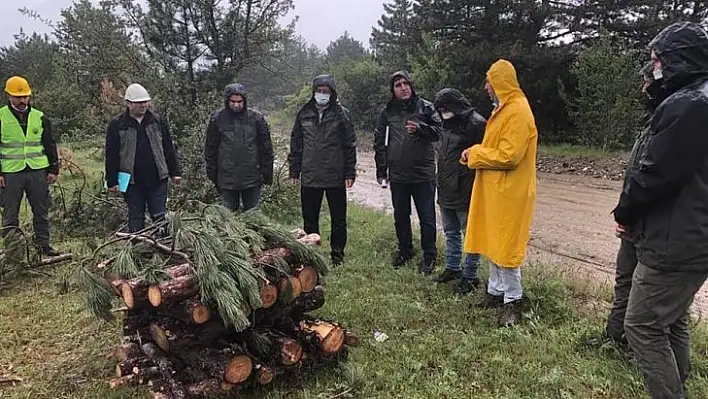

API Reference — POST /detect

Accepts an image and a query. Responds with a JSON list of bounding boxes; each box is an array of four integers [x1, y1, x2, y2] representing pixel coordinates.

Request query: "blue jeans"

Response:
[[123, 180, 168, 233], [221, 186, 261, 212], [440, 207, 479, 280], [390, 181, 437, 260]]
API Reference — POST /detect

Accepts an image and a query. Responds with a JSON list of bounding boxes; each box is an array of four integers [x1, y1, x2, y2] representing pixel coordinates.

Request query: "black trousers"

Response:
[[605, 238, 638, 340], [301, 186, 347, 261]]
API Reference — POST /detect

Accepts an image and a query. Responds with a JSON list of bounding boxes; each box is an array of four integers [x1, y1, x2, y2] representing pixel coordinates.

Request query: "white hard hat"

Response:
[[124, 83, 151, 102]]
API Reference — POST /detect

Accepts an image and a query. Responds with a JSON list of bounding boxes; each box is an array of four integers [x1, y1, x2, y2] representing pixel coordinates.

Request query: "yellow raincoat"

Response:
[[463, 59, 538, 268]]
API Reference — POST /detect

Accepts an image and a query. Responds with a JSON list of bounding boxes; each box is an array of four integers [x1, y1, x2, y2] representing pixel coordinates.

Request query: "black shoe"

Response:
[[432, 269, 462, 283], [331, 250, 344, 267], [584, 332, 630, 352], [419, 258, 436, 275], [474, 292, 504, 309], [40, 246, 60, 257], [455, 278, 480, 295], [392, 252, 412, 269], [499, 300, 522, 327]]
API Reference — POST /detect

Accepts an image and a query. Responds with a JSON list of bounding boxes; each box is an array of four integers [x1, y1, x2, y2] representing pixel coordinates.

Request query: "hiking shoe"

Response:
[[455, 277, 480, 295], [499, 300, 522, 327], [432, 269, 462, 283], [40, 246, 60, 257], [474, 292, 504, 309], [419, 258, 436, 275]]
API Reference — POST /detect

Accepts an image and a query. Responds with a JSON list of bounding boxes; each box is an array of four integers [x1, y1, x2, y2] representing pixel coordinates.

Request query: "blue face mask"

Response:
[[315, 92, 330, 105]]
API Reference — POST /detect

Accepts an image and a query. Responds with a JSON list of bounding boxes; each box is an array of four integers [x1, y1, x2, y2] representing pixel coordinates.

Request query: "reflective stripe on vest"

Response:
[[0, 106, 50, 173]]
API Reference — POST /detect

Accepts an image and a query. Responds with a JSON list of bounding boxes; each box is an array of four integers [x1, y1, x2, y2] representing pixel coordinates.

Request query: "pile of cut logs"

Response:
[[105, 229, 358, 398]]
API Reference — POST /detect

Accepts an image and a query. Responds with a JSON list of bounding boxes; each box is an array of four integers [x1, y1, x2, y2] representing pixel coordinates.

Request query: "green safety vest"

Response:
[[0, 106, 50, 173]]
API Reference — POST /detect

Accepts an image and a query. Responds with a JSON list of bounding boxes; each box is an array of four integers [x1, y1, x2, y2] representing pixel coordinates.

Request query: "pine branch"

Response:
[[114, 232, 190, 261], [73, 263, 115, 322]]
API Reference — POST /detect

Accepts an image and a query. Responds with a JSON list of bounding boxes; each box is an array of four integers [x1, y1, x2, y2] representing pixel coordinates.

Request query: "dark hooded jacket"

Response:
[[287, 74, 357, 188], [205, 83, 274, 190], [433, 88, 486, 211], [373, 70, 442, 184], [613, 22, 708, 272]]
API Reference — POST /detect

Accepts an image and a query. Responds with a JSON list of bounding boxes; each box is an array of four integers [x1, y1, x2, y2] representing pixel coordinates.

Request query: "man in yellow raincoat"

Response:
[[461, 59, 538, 327]]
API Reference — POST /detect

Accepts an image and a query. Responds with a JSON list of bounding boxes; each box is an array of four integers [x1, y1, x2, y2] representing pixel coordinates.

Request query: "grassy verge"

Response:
[[3, 199, 708, 398], [539, 143, 626, 160]]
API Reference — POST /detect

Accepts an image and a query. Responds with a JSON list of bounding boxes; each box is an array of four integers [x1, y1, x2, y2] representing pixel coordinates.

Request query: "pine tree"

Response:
[[370, 0, 419, 71]]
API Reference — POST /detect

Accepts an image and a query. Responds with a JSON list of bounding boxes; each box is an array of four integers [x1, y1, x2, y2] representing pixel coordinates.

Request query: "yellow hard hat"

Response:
[[4, 76, 32, 97]]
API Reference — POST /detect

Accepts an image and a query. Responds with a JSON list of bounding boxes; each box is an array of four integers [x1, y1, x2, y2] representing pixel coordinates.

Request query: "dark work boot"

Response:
[[432, 269, 462, 283], [455, 278, 480, 296], [40, 246, 60, 257], [392, 251, 412, 269], [419, 257, 436, 275], [499, 300, 522, 327], [474, 292, 504, 309]]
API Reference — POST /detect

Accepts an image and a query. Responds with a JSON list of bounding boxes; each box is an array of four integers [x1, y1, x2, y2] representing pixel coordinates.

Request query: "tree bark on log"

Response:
[[294, 265, 318, 293], [251, 247, 294, 266], [297, 233, 321, 246], [148, 275, 199, 307], [185, 378, 231, 396], [279, 276, 302, 302], [161, 263, 193, 279], [141, 342, 188, 399]]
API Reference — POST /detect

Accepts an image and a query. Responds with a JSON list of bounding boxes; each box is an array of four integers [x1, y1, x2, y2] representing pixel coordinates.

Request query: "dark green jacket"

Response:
[[205, 83, 274, 190], [433, 88, 486, 211], [373, 71, 441, 184], [288, 74, 357, 188]]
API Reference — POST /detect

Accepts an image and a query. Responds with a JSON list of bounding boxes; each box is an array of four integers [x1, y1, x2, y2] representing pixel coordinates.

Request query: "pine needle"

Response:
[[110, 246, 139, 279], [243, 214, 328, 276], [73, 264, 114, 321]]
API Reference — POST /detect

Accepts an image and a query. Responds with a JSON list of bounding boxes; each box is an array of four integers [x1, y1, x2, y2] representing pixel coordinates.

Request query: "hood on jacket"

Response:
[[650, 21, 708, 95], [311, 74, 338, 104], [390, 70, 417, 99], [223, 83, 247, 111], [433, 88, 474, 116], [486, 59, 525, 105]]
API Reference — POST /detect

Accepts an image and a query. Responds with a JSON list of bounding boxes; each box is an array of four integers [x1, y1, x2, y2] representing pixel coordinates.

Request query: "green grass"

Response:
[[539, 143, 626, 160], [3, 201, 708, 398]]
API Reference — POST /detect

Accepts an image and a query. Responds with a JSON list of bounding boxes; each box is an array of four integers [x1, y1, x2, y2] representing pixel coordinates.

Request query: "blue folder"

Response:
[[104, 172, 131, 193]]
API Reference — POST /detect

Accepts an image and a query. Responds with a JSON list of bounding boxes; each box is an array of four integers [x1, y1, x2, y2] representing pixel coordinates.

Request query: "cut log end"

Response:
[[224, 355, 253, 384], [344, 330, 360, 347], [149, 323, 170, 354], [256, 365, 274, 385], [259, 281, 278, 309], [189, 302, 211, 324], [301, 320, 345, 354], [279, 276, 302, 301], [279, 338, 304, 366], [148, 285, 163, 307], [121, 283, 136, 309], [295, 265, 318, 293]]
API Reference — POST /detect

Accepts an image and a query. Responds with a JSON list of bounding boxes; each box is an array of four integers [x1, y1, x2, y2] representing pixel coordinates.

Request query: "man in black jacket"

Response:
[[613, 22, 708, 399], [288, 74, 357, 266], [205, 83, 274, 212], [431, 88, 486, 293], [105, 83, 181, 233], [587, 62, 663, 350], [374, 70, 441, 272]]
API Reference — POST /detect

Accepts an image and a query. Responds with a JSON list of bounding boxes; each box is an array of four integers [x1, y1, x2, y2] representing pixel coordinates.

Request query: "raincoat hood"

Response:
[[311, 74, 338, 104], [390, 70, 417, 98], [434, 88, 474, 116], [223, 83, 247, 112], [650, 21, 708, 95], [486, 59, 524, 105]]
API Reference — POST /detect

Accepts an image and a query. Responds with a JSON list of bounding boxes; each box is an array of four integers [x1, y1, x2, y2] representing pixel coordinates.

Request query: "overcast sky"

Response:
[[0, 0, 387, 50]]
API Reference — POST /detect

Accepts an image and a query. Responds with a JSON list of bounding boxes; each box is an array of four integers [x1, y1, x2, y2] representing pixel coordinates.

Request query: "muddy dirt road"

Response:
[[348, 151, 708, 313]]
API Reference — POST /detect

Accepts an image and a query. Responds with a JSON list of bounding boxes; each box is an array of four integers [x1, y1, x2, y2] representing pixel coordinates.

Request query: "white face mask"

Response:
[[653, 67, 663, 80], [315, 92, 330, 105], [441, 111, 455, 120]]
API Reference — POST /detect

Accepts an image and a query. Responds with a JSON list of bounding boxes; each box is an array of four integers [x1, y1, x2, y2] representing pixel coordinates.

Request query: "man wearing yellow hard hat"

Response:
[[0, 76, 60, 256]]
